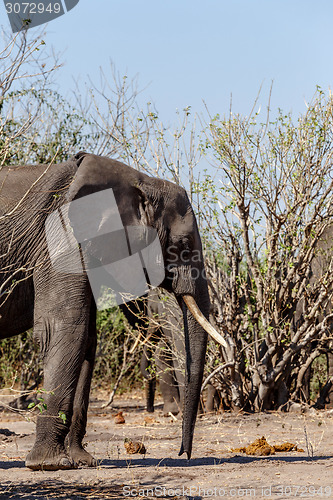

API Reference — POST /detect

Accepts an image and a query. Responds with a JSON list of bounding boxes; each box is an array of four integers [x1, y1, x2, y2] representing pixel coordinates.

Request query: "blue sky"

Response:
[[1, 0, 333, 123]]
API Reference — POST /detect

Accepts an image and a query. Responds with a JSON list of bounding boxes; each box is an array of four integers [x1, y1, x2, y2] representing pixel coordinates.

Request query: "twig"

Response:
[[201, 362, 235, 393]]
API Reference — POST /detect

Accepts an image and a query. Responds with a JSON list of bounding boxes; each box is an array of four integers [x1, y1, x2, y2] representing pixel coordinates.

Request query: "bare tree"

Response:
[[85, 67, 202, 196], [199, 89, 333, 410]]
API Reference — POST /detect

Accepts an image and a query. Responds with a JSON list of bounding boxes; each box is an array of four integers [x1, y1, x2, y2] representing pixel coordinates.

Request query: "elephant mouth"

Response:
[[182, 294, 228, 349]]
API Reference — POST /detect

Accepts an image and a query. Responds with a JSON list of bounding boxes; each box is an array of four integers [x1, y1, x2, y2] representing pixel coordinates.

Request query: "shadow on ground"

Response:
[[100, 454, 333, 467], [1, 453, 332, 472], [0, 481, 125, 500]]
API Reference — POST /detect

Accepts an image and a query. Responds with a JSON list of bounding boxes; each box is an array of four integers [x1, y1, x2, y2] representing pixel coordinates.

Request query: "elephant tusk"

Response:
[[182, 295, 229, 349], [129, 330, 143, 354]]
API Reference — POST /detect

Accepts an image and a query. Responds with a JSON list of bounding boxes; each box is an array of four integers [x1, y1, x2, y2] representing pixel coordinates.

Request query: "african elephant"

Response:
[[140, 288, 185, 416], [0, 152, 225, 470]]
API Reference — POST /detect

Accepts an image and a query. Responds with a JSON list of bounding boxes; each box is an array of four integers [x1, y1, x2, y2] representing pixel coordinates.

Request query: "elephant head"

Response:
[[48, 152, 226, 459]]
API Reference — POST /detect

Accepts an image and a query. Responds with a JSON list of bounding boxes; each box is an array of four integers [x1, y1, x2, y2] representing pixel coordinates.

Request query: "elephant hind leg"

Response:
[[66, 304, 97, 467], [145, 378, 156, 413], [141, 338, 160, 413], [156, 345, 181, 416], [205, 383, 220, 413]]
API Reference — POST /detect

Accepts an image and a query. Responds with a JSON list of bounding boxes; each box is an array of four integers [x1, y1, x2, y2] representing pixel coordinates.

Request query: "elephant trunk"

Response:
[[176, 275, 210, 459]]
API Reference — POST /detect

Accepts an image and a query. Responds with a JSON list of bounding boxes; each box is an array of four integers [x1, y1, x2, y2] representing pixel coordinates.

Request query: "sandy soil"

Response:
[[1, 391, 333, 499]]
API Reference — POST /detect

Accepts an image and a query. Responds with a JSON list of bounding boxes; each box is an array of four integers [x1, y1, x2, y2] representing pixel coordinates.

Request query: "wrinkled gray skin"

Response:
[[140, 289, 185, 415], [0, 152, 209, 470]]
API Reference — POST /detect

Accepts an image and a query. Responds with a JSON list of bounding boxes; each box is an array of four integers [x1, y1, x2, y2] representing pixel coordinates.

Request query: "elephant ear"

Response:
[[135, 182, 155, 227]]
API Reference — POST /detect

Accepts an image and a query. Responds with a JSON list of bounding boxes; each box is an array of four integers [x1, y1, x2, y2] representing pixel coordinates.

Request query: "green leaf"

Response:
[[58, 411, 67, 424]]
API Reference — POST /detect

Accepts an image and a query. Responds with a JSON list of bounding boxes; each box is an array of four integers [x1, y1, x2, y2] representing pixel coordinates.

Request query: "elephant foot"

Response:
[[26, 446, 76, 471], [69, 446, 97, 467]]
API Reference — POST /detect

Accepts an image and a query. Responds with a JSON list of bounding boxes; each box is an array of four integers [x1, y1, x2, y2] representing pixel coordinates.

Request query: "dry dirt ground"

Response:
[[1, 391, 333, 499]]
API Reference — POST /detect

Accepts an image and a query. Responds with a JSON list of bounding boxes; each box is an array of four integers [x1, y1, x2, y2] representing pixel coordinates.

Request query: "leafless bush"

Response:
[[199, 89, 333, 410]]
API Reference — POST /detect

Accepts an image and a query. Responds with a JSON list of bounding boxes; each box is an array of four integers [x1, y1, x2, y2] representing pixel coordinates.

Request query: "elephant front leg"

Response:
[[26, 319, 89, 471], [67, 308, 97, 467]]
